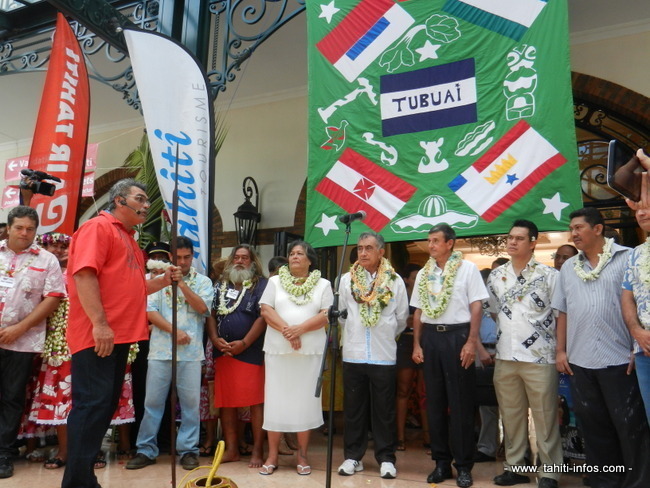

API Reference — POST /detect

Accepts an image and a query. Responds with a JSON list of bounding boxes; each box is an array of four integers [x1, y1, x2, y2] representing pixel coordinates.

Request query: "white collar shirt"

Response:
[[338, 268, 409, 365], [410, 259, 488, 324]]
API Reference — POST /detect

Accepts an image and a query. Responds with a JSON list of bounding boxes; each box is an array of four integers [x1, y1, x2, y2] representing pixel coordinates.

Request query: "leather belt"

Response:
[[425, 322, 470, 332]]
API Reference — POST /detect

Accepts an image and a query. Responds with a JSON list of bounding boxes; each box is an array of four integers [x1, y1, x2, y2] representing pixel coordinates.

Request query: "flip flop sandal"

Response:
[[94, 451, 107, 469], [259, 464, 277, 475], [297, 464, 311, 475], [199, 445, 216, 457], [44, 457, 66, 469]]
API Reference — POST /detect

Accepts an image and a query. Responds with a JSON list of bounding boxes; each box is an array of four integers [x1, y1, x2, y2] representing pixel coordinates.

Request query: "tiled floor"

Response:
[[8, 433, 588, 488]]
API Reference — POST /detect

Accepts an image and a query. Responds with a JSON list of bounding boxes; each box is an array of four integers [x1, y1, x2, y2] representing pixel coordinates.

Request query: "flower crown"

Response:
[[38, 232, 71, 246]]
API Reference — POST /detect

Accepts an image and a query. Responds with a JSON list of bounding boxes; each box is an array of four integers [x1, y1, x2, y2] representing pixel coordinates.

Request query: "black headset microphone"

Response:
[[120, 199, 142, 215]]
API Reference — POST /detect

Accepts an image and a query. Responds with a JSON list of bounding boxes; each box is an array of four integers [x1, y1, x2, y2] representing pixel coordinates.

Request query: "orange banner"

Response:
[[28, 13, 90, 235]]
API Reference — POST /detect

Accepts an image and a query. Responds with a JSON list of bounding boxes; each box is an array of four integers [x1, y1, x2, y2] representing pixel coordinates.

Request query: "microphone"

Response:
[[120, 199, 142, 215], [20, 168, 62, 183], [339, 211, 366, 224]]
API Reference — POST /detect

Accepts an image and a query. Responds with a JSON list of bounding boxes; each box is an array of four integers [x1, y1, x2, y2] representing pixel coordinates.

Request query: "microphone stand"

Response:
[[316, 219, 352, 488]]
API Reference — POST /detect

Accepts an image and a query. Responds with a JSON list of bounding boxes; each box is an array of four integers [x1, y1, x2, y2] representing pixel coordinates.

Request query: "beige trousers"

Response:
[[494, 359, 563, 481]]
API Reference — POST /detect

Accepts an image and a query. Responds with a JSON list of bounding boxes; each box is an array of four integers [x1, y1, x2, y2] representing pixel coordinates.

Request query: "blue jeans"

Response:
[[136, 360, 201, 458], [636, 352, 650, 423]]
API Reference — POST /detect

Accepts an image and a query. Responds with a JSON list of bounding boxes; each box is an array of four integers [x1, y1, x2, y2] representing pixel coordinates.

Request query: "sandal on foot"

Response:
[[297, 464, 311, 475], [26, 449, 46, 463], [259, 464, 277, 475], [116, 449, 133, 460], [94, 451, 107, 469], [44, 457, 66, 469], [199, 445, 215, 457]]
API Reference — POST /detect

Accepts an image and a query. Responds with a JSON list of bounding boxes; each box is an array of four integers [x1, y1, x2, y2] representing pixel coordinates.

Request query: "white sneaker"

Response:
[[338, 459, 363, 476], [380, 462, 397, 479]]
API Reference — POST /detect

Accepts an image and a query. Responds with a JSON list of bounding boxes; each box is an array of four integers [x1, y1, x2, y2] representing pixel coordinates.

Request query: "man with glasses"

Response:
[[487, 220, 562, 488], [62, 179, 177, 488]]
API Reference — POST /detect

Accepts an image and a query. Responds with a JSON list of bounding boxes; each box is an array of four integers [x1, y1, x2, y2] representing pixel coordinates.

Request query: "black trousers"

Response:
[[570, 363, 650, 488], [342, 362, 397, 464], [421, 325, 476, 469], [62, 344, 130, 488], [0, 349, 34, 457]]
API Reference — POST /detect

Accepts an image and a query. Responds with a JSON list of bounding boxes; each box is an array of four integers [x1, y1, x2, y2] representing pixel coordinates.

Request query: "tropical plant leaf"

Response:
[[425, 14, 461, 44]]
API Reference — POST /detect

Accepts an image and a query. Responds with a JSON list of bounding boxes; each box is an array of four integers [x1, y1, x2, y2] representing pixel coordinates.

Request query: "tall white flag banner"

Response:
[[123, 28, 213, 274]]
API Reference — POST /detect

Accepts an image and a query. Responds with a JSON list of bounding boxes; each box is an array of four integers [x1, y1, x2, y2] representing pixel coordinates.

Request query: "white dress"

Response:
[[260, 275, 334, 432]]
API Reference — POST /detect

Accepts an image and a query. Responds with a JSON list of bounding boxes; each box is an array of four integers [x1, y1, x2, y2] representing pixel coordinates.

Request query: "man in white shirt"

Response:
[[487, 220, 562, 488], [337, 232, 409, 479], [411, 224, 488, 488]]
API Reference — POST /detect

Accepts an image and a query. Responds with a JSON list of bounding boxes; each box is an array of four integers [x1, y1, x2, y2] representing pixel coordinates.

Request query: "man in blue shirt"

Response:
[[126, 236, 214, 471]]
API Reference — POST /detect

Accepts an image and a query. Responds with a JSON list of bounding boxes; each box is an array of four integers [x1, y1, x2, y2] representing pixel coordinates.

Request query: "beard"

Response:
[[224, 263, 255, 285]]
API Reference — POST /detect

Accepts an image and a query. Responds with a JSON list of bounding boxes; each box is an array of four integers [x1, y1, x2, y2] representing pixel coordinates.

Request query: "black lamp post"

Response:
[[234, 177, 261, 246]]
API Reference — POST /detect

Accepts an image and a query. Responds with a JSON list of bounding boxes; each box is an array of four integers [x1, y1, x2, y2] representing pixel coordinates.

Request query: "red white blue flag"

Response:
[[448, 120, 566, 222], [316, 0, 414, 82]]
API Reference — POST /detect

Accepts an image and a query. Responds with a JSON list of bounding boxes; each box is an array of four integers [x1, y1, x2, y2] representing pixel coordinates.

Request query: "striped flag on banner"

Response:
[[444, 0, 548, 41], [380, 58, 477, 136], [448, 120, 566, 222], [315, 147, 417, 231], [316, 0, 415, 83]]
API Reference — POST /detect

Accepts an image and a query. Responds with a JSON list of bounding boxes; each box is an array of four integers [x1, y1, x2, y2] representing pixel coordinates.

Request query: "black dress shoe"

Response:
[[0, 457, 13, 479], [457, 467, 473, 488], [538, 478, 558, 488], [494, 470, 531, 486], [474, 450, 496, 462], [427, 464, 453, 483]]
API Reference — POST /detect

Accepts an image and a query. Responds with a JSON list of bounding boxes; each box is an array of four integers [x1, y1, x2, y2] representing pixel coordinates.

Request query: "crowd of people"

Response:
[[1, 172, 650, 488]]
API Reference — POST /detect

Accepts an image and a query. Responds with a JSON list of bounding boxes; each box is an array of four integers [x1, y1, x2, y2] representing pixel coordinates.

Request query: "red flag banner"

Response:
[[28, 13, 89, 235]]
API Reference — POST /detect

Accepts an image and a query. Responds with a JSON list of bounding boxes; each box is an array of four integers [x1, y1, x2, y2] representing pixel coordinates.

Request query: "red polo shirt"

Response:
[[66, 211, 148, 354]]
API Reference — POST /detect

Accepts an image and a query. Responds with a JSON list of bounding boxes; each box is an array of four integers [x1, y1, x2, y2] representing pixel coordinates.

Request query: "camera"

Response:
[[19, 169, 61, 197]]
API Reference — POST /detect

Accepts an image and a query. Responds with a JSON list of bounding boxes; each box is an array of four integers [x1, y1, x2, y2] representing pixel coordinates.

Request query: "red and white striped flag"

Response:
[[315, 147, 417, 231]]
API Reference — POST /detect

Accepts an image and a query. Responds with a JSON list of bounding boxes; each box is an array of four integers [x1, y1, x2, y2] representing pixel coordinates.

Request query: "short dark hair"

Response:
[[175, 236, 194, 252], [557, 244, 578, 255], [8, 205, 39, 227], [288, 240, 319, 272], [492, 257, 509, 268], [429, 223, 456, 242], [480, 268, 492, 282], [107, 178, 146, 212], [511, 219, 538, 241], [569, 207, 604, 228], [268, 256, 288, 274]]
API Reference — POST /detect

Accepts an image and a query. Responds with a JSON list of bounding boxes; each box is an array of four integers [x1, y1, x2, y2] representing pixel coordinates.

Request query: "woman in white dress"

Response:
[[259, 241, 333, 476]]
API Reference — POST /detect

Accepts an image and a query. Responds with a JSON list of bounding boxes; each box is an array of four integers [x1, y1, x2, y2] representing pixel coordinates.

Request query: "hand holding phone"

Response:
[[607, 140, 644, 202]]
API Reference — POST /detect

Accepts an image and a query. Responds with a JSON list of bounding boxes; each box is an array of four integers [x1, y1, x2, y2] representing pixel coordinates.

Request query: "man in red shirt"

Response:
[[62, 178, 177, 488]]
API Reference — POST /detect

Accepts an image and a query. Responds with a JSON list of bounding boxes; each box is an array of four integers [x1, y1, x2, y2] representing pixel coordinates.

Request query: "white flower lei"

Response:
[[43, 298, 70, 366], [418, 251, 463, 319], [0, 253, 37, 277], [217, 279, 253, 315], [127, 342, 139, 365], [350, 258, 396, 327], [278, 265, 321, 305], [574, 237, 613, 282], [639, 240, 650, 286], [165, 267, 197, 307]]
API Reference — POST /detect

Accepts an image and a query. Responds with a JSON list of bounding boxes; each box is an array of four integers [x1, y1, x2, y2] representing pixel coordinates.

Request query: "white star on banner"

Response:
[[319, 1, 340, 24], [415, 40, 441, 62], [315, 213, 339, 236], [541, 192, 569, 221]]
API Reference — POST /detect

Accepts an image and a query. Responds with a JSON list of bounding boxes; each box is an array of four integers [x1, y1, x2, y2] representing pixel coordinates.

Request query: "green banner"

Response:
[[306, 0, 580, 247]]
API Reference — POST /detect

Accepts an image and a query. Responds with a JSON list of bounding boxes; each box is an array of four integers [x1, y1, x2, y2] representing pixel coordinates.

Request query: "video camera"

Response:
[[19, 168, 61, 197]]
